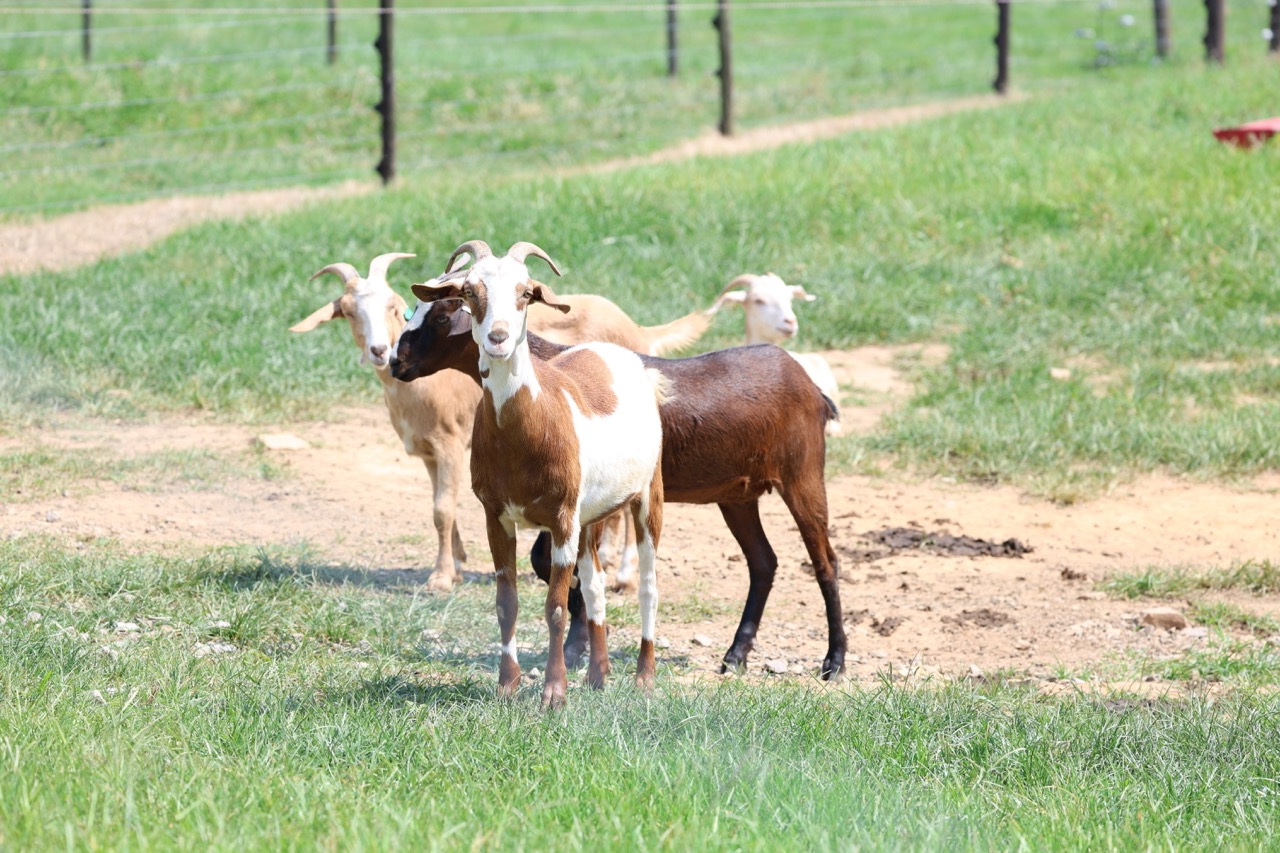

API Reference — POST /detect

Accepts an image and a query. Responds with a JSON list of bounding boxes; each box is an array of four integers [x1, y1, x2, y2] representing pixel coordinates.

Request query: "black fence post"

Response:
[[327, 0, 338, 65], [1270, 0, 1279, 54], [713, 0, 733, 135], [667, 0, 678, 77], [1203, 0, 1224, 63], [1153, 0, 1170, 59], [82, 0, 91, 63], [993, 0, 1010, 94], [374, 1, 396, 184]]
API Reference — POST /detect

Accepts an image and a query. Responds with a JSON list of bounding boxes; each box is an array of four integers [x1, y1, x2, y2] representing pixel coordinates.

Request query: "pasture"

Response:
[[4, 1, 1280, 849]]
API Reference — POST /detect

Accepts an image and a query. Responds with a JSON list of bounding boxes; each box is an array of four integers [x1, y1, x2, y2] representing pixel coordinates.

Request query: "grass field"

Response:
[[2, 0, 1273, 214], [4, 2, 1280, 849], [3, 537, 1280, 850]]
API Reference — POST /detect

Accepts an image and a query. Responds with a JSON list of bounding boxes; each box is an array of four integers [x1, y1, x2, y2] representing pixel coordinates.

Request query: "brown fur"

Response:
[[551, 348, 619, 417], [393, 299, 848, 680]]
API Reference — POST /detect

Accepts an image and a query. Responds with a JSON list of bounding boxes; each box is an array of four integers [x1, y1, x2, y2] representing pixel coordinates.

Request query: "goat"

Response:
[[393, 287, 848, 682], [414, 240, 667, 708], [712, 272, 842, 435], [289, 252, 482, 591]]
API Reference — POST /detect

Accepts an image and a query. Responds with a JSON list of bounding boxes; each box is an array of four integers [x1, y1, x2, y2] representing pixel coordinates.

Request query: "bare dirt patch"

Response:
[[6, 396, 1279, 689]]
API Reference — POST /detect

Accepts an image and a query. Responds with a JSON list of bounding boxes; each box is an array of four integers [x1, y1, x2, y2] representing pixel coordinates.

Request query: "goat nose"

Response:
[[370, 344, 388, 359], [488, 328, 509, 345]]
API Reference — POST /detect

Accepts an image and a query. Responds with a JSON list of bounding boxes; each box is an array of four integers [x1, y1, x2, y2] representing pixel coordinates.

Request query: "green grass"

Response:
[[4, 535, 1280, 850], [3, 0, 1271, 216], [6, 51, 1280, 494], [1102, 560, 1280, 599]]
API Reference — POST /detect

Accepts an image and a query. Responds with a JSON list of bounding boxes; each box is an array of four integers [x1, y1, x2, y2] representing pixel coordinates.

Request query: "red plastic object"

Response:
[[1213, 117, 1280, 149]]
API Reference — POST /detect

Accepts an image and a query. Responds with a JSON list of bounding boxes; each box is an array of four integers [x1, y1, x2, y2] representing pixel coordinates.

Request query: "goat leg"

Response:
[[541, 527, 579, 710], [486, 515, 522, 696], [781, 486, 847, 681], [632, 476, 663, 691], [531, 531, 589, 668], [716, 501, 778, 674], [578, 524, 611, 689]]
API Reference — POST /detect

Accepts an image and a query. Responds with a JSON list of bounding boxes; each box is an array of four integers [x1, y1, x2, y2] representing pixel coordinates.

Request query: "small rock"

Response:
[[209, 620, 231, 629], [89, 690, 108, 704], [1140, 607, 1189, 630], [1049, 367, 1072, 381], [114, 622, 141, 633], [691, 634, 714, 647], [967, 664, 985, 679], [255, 433, 310, 451], [655, 636, 672, 649], [529, 667, 542, 678], [764, 658, 789, 675], [45, 511, 61, 523], [25, 611, 42, 624]]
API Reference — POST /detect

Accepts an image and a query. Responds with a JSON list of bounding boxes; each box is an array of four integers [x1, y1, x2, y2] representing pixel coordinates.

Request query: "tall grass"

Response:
[[3, 536, 1279, 850]]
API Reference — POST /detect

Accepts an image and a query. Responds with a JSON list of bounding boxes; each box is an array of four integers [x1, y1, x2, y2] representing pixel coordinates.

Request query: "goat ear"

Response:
[[790, 285, 817, 303], [529, 280, 571, 314], [412, 280, 461, 302], [289, 299, 343, 332], [712, 290, 747, 311]]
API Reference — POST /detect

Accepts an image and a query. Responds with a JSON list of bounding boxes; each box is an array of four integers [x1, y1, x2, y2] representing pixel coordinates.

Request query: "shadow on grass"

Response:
[[196, 551, 496, 592], [344, 674, 495, 707]]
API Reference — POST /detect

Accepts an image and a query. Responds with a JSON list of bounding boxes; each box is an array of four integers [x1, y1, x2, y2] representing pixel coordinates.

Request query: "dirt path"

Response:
[[0, 95, 1015, 278]]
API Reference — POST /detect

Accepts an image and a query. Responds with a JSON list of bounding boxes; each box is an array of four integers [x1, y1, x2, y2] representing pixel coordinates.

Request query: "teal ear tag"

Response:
[[404, 306, 415, 320]]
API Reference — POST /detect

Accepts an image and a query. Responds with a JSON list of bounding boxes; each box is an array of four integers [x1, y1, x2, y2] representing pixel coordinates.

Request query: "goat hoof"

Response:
[[820, 655, 846, 682], [426, 570, 458, 592], [541, 682, 567, 710]]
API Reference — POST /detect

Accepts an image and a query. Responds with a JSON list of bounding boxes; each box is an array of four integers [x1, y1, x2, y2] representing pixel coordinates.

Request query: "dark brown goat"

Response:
[[392, 297, 847, 680]]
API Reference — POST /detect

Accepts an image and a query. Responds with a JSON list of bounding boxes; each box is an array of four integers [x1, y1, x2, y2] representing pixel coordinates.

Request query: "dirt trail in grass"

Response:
[[0, 95, 1015, 277]]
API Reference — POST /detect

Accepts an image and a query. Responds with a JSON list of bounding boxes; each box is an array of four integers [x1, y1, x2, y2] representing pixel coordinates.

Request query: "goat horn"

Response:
[[366, 252, 415, 284], [446, 240, 492, 275], [714, 274, 757, 301], [506, 242, 562, 277], [309, 262, 360, 287]]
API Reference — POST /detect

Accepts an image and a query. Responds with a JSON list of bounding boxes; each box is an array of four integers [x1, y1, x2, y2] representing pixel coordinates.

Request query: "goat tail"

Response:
[[640, 309, 712, 356], [646, 368, 675, 407], [820, 392, 840, 425]]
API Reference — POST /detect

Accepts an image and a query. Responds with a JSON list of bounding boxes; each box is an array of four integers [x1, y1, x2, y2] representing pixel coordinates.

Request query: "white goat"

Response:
[[711, 272, 842, 435], [289, 252, 482, 590], [415, 239, 666, 709]]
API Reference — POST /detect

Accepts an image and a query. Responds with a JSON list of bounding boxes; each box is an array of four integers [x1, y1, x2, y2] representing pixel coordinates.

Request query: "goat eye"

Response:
[[435, 313, 449, 325]]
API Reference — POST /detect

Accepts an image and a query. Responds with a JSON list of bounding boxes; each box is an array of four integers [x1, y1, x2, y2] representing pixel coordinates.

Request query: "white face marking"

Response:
[[469, 256, 532, 361], [403, 300, 428, 333], [352, 281, 400, 367]]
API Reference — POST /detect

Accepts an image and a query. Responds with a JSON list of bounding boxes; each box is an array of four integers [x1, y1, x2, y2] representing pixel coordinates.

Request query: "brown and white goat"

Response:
[[394, 291, 848, 681], [289, 252, 482, 590], [415, 240, 667, 708]]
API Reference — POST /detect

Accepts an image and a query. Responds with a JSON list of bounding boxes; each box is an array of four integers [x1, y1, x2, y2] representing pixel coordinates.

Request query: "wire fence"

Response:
[[0, 0, 1274, 217]]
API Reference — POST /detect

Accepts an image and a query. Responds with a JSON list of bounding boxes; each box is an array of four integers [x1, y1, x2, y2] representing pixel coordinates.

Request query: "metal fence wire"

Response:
[[0, 0, 1273, 216]]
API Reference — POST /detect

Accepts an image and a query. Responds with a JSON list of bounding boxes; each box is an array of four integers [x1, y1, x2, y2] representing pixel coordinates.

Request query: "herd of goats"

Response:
[[291, 241, 847, 708]]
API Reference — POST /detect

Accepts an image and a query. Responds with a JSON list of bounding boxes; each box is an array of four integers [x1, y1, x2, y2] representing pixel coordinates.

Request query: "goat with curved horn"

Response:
[[446, 240, 493, 275], [367, 252, 416, 284], [309, 262, 361, 287], [506, 241, 562, 276]]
